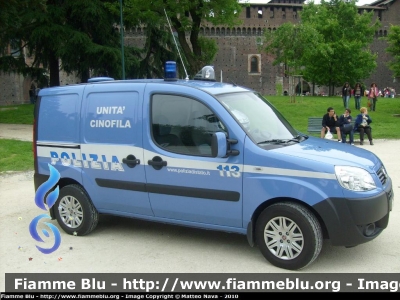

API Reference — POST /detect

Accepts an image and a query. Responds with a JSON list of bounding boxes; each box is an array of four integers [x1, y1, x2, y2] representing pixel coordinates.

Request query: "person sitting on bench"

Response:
[[339, 108, 354, 145], [321, 107, 342, 142], [354, 107, 373, 145]]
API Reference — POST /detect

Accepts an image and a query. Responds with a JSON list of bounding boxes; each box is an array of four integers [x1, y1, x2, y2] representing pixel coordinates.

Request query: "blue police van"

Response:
[[34, 63, 393, 270]]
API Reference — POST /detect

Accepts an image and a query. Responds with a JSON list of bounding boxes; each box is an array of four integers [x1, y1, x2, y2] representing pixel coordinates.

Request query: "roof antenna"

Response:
[[164, 8, 189, 80]]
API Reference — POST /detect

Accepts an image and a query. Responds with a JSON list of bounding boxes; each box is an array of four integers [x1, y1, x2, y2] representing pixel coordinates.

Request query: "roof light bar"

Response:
[[87, 77, 114, 83], [164, 61, 178, 81], [194, 66, 216, 81]]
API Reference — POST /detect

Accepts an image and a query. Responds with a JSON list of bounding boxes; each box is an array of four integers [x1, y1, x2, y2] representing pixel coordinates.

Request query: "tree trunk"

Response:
[[80, 69, 90, 84], [48, 51, 60, 87], [171, 14, 203, 77]]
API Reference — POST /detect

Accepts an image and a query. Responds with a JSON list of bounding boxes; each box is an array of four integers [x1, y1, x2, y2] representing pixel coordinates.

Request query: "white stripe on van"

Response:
[[37, 144, 336, 180], [243, 165, 336, 180]]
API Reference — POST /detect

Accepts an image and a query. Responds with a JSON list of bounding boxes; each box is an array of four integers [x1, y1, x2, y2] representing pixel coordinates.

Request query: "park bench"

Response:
[[307, 117, 323, 134], [307, 117, 360, 138]]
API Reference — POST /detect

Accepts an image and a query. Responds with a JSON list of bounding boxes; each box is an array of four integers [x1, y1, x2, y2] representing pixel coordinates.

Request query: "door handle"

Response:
[[148, 156, 167, 170], [122, 154, 140, 168]]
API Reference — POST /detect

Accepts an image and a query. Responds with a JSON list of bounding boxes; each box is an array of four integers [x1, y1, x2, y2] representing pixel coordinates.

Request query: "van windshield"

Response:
[[216, 92, 299, 144]]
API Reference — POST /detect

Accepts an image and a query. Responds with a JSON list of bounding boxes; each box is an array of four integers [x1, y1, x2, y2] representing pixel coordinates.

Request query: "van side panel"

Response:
[[80, 84, 152, 216], [36, 88, 83, 182]]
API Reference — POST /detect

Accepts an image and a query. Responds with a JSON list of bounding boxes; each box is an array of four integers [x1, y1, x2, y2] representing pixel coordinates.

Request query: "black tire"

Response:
[[255, 202, 323, 270], [55, 184, 99, 236]]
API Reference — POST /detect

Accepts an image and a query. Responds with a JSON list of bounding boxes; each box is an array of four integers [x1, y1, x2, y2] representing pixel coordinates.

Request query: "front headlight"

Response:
[[335, 166, 376, 191]]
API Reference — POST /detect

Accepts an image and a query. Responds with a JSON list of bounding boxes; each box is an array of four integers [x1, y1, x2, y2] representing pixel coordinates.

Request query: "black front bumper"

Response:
[[313, 181, 394, 247]]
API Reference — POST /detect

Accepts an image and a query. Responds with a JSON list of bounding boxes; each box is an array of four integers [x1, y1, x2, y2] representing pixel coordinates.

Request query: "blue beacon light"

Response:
[[164, 61, 177, 81]]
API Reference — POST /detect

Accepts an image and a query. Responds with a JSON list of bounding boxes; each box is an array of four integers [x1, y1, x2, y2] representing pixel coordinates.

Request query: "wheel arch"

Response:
[[49, 177, 83, 219], [246, 197, 328, 247]]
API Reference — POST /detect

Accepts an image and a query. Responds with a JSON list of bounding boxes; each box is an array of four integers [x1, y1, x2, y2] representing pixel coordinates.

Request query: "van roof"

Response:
[[39, 78, 252, 97]]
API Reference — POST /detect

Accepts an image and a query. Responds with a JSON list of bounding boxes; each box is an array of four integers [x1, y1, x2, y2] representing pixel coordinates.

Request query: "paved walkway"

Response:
[[0, 123, 32, 141]]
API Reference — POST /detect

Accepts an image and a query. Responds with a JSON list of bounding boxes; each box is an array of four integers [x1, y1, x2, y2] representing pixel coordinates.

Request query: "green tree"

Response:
[[1, 0, 122, 86], [300, 0, 380, 95], [383, 24, 400, 78], [261, 23, 322, 77], [261, 22, 322, 96], [121, 0, 243, 78], [0, 0, 47, 83], [2, 0, 243, 84], [127, 24, 179, 79], [58, 0, 122, 83], [262, 0, 380, 96]]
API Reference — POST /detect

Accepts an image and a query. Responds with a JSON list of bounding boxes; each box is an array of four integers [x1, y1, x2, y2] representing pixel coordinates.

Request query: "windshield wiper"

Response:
[[258, 138, 300, 145], [291, 135, 302, 142]]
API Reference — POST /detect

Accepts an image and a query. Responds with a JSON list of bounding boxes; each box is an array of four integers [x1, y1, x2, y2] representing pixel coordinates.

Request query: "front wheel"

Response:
[[255, 202, 323, 270], [55, 184, 99, 236]]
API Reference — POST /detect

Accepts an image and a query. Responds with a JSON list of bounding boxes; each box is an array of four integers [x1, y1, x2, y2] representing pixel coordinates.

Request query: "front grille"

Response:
[[377, 166, 388, 185]]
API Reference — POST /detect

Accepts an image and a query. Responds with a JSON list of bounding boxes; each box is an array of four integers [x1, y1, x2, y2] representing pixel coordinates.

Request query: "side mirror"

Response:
[[211, 132, 227, 158], [211, 132, 239, 158]]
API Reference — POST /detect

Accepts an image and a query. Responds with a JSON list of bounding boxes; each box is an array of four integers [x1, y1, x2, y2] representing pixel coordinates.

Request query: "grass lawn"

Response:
[[0, 139, 33, 172], [1, 96, 399, 172], [266, 95, 400, 139], [0, 104, 34, 124]]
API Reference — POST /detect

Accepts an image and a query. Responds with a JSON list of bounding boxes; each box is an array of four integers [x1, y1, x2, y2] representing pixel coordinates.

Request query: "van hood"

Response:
[[273, 137, 380, 171]]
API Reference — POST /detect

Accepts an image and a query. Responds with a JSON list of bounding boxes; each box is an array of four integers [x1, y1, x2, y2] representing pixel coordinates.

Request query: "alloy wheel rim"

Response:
[[58, 195, 83, 228], [264, 216, 304, 260]]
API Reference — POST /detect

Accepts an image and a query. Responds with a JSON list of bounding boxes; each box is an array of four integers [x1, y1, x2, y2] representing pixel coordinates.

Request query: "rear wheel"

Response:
[[255, 202, 323, 270], [55, 184, 99, 236]]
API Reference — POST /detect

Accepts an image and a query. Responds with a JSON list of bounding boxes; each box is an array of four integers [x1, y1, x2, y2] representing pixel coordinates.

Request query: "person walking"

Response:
[[368, 82, 379, 111], [354, 107, 373, 145], [342, 82, 351, 109], [35, 87, 41, 103], [29, 84, 36, 104], [353, 82, 363, 110]]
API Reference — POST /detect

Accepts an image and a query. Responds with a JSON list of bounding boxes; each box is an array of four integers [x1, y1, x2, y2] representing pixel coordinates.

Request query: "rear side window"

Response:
[[38, 93, 80, 142]]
